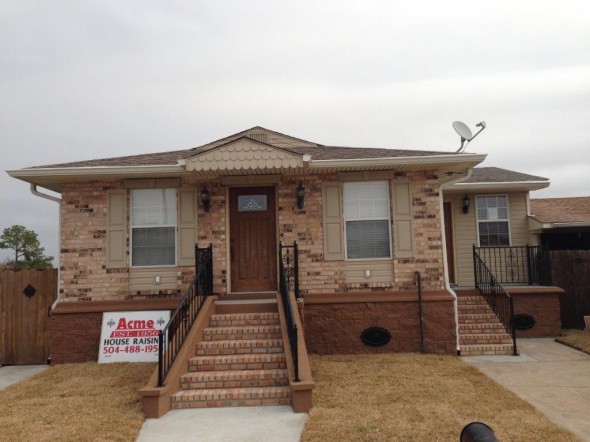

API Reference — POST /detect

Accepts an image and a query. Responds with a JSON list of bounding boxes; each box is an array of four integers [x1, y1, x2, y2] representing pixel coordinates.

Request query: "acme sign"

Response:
[[98, 311, 170, 363]]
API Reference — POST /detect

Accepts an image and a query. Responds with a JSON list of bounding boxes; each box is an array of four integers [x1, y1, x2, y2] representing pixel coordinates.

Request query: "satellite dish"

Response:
[[452, 121, 473, 141], [452, 120, 487, 152]]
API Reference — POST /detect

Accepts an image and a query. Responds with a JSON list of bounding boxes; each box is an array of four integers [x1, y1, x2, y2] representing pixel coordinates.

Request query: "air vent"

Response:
[[247, 133, 267, 144], [513, 314, 536, 330], [360, 327, 391, 347]]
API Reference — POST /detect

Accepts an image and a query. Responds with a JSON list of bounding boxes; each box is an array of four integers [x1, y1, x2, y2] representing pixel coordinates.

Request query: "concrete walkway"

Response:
[[136, 406, 307, 442], [0, 365, 49, 391], [463, 338, 590, 441]]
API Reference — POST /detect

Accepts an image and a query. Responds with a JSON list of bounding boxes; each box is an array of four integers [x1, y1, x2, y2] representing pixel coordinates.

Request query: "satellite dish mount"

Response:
[[453, 121, 486, 153]]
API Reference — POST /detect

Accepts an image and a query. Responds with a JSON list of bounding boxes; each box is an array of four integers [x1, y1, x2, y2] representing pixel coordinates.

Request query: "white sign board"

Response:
[[98, 311, 170, 363]]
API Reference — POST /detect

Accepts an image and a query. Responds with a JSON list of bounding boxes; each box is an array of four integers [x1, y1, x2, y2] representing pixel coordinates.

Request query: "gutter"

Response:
[[451, 180, 550, 192], [310, 153, 487, 169], [438, 168, 473, 355], [7, 164, 186, 179], [30, 184, 63, 310]]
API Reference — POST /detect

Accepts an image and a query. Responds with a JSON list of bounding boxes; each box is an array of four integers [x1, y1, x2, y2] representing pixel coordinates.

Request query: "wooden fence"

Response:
[[550, 250, 590, 329], [0, 268, 57, 365]]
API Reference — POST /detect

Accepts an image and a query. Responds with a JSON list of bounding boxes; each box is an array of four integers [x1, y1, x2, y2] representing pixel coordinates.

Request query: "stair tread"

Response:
[[191, 353, 287, 363], [172, 386, 290, 400], [199, 339, 284, 347], [181, 368, 288, 381]]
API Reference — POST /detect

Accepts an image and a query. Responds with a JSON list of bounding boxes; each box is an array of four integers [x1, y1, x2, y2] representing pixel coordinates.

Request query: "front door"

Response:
[[443, 202, 456, 285], [229, 187, 277, 292]]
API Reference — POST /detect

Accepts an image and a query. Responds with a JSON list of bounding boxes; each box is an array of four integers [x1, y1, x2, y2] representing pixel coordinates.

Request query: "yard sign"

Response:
[[98, 311, 170, 363]]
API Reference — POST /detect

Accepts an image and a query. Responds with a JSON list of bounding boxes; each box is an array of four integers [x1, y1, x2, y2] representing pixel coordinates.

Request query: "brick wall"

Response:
[[512, 291, 562, 337], [303, 296, 456, 355], [59, 171, 445, 299]]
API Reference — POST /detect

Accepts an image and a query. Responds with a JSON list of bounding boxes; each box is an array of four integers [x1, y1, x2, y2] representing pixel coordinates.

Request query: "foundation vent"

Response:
[[247, 133, 268, 144]]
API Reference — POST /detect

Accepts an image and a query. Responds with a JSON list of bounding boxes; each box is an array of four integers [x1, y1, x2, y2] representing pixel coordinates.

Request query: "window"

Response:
[[476, 195, 510, 246], [343, 181, 391, 259], [131, 189, 177, 266]]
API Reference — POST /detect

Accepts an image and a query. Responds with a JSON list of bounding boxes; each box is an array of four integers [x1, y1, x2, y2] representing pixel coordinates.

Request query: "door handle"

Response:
[[230, 246, 234, 262]]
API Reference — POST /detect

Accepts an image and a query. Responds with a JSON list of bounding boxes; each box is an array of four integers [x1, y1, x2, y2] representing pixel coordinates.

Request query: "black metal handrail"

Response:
[[473, 247, 517, 355], [279, 241, 300, 382], [157, 244, 213, 387], [473, 245, 551, 286], [279, 241, 300, 298]]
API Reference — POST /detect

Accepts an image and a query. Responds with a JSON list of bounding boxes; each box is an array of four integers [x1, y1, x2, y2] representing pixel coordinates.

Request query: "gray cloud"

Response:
[[1, 0, 589, 260]]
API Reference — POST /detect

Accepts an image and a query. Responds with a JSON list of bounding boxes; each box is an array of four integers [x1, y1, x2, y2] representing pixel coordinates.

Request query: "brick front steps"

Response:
[[171, 310, 291, 409], [456, 290, 515, 356]]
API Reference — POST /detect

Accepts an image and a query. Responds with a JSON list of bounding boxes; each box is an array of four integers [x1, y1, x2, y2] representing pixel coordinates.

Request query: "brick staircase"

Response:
[[456, 289, 515, 356], [171, 302, 291, 409]]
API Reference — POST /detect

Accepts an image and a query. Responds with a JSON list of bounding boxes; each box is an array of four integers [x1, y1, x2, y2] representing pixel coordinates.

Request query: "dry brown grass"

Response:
[[556, 329, 590, 354], [0, 362, 155, 442], [302, 353, 577, 442]]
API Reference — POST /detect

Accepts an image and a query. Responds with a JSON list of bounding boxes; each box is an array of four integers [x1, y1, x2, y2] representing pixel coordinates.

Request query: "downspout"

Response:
[[30, 184, 62, 310], [438, 169, 472, 355]]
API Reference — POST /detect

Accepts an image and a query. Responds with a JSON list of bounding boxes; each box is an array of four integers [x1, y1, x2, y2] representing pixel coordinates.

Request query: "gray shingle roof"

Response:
[[28, 129, 460, 170], [466, 167, 548, 183]]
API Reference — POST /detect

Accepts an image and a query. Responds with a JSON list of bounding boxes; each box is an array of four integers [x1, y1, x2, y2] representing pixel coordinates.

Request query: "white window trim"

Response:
[[343, 180, 393, 261], [475, 194, 512, 247], [130, 188, 178, 268]]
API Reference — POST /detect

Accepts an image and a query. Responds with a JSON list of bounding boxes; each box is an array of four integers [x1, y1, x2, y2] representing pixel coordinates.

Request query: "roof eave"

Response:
[[449, 180, 550, 192], [309, 153, 487, 170], [6, 164, 186, 192], [529, 216, 590, 230]]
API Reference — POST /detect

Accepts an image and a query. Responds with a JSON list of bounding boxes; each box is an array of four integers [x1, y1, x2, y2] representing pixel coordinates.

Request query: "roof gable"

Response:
[[184, 137, 307, 174]]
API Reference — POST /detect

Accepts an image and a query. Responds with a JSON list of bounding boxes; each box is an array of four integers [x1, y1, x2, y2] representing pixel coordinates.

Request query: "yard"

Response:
[[556, 329, 590, 354], [0, 362, 154, 442], [0, 353, 581, 441], [302, 353, 577, 442]]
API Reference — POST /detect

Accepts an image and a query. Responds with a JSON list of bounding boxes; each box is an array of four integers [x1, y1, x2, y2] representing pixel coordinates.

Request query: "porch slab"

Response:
[[463, 338, 590, 440], [136, 406, 307, 442]]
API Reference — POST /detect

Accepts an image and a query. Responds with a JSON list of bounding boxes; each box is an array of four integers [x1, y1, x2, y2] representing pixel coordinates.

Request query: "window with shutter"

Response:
[[343, 181, 392, 259], [476, 195, 511, 246], [131, 189, 177, 266]]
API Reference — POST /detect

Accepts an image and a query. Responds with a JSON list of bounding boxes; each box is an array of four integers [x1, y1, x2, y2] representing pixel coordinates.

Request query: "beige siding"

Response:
[[346, 260, 394, 283], [446, 191, 534, 287], [129, 267, 177, 291]]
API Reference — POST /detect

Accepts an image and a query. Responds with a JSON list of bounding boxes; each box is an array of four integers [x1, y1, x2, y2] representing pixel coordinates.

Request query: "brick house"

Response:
[[7, 126, 563, 415]]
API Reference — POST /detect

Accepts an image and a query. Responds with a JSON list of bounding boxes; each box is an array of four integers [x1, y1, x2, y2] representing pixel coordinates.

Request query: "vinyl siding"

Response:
[[129, 267, 177, 291], [346, 259, 394, 283], [446, 191, 533, 287]]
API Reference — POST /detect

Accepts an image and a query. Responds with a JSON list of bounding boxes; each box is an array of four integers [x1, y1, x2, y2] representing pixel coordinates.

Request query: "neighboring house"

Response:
[[6, 126, 563, 415], [530, 196, 590, 250], [529, 197, 590, 329], [444, 167, 550, 287]]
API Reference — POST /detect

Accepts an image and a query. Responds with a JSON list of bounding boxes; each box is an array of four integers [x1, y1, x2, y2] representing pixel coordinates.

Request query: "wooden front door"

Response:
[[229, 187, 277, 292], [443, 202, 456, 285]]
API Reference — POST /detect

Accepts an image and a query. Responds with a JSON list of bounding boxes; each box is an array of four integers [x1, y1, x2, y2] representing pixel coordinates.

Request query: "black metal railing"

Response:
[[157, 244, 213, 387], [279, 241, 299, 382], [473, 248, 517, 356], [279, 241, 300, 298], [473, 245, 552, 286]]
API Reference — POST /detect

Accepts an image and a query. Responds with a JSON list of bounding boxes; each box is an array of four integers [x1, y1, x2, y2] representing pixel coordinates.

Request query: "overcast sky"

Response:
[[1, 1, 589, 262]]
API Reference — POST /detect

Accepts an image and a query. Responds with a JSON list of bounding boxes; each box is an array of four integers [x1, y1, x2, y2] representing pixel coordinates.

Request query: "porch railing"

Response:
[[157, 244, 213, 387], [279, 241, 300, 382], [473, 248, 517, 355], [473, 245, 552, 286]]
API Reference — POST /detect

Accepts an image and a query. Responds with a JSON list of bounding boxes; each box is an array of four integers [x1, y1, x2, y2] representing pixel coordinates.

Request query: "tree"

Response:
[[0, 225, 54, 269]]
